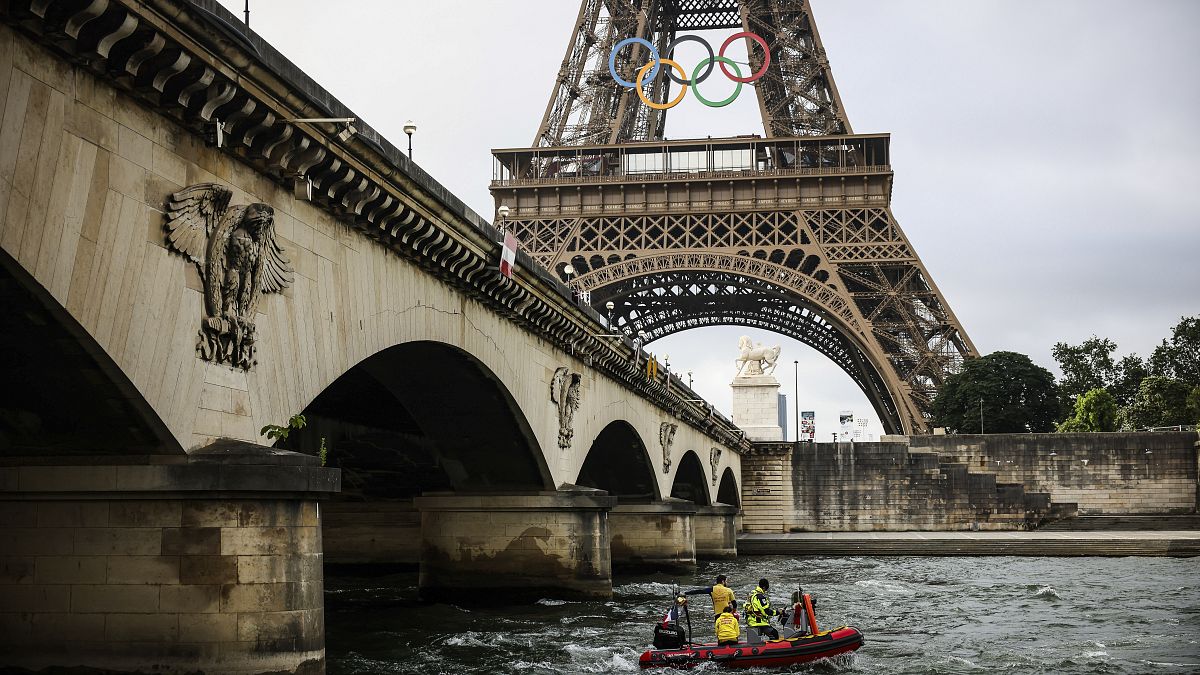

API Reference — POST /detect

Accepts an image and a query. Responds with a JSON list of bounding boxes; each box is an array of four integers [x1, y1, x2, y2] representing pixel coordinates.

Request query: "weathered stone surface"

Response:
[[608, 500, 698, 572], [742, 434, 1197, 533], [694, 504, 739, 559], [416, 491, 616, 601]]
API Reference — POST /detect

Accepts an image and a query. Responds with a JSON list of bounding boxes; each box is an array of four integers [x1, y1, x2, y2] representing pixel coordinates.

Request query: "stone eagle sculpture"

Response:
[[164, 183, 294, 370], [551, 367, 582, 450]]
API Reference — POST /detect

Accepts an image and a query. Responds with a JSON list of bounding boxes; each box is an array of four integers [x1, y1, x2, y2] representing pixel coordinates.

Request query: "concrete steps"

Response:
[[1040, 514, 1200, 531], [737, 531, 1200, 556]]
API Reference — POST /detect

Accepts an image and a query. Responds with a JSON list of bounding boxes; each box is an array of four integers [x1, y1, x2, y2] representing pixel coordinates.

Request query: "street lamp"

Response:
[[604, 300, 615, 326], [979, 397, 984, 435], [497, 204, 511, 221], [403, 120, 417, 159], [793, 360, 799, 443], [687, 370, 693, 388]]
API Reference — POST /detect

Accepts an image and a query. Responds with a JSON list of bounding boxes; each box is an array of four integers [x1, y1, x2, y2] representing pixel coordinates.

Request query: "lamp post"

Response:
[[687, 370, 693, 388], [605, 300, 615, 327], [793, 360, 799, 443], [403, 120, 416, 159], [979, 397, 984, 435]]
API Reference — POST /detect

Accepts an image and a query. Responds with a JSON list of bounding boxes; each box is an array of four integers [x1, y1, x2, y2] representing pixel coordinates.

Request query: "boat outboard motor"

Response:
[[652, 595, 688, 649]]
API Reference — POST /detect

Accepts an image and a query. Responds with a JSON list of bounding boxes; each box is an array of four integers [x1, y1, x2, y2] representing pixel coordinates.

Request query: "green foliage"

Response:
[[1056, 388, 1118, 432], [1051, 337, 1148, 409], [260, 414, 307, 443], [931, 351, 1060, 433], [1111, 354, 1150, 408], [1052, 337, 1116, 403], [1121, 376, 1193, 429], [319, 437, 329, 467], [1149, 316, 1200, 388]]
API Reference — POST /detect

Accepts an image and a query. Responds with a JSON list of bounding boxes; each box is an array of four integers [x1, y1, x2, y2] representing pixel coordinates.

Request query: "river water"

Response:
[[326, 556, 1200, 674]]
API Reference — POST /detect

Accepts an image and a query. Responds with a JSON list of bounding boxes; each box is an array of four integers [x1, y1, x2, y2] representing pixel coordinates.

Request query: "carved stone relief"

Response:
[[164, 184, 294, 370], [551, 367, 582, 451], [709, 447, 722, 486], [659, 422, 678, 474]]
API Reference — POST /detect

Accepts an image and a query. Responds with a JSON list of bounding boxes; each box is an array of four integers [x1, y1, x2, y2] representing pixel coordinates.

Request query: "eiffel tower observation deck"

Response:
[[490, 0, 977, 435]]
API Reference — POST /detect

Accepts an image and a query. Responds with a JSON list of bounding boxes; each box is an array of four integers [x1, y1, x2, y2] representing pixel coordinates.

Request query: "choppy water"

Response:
[[326, 556, 1200, 674]]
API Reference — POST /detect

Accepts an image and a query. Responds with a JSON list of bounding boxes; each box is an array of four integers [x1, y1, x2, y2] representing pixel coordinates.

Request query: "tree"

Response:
[[1056, 388, 1118, 432], [1111, 354, 1150, 407], [1052, 337, 1117, 404], [932, 351, 1060, 433], [1120, 376, 1193, 429], [1150, 316, 1200, 388]]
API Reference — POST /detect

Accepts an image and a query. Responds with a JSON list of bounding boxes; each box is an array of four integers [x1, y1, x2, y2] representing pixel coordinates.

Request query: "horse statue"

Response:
[[735, 336, 782, 376]]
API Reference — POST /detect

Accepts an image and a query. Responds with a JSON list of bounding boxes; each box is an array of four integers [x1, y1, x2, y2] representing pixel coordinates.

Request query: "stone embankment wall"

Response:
[[740, 433, 1198, 533], [907, 432, 1198, 515]]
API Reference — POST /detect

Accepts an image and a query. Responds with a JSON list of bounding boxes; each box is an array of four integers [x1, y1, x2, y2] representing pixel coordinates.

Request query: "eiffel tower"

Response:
[[490, 0, 977, 434]]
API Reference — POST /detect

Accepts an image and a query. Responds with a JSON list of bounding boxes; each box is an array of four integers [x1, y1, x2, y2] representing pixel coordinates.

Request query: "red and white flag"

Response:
[[499, 231, 519, 278]]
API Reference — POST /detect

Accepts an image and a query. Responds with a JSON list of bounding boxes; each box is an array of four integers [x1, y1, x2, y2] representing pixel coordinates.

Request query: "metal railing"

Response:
[[491, 163, 891, 187]]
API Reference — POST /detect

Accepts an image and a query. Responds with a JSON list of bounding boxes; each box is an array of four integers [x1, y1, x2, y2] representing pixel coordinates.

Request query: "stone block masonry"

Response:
[[739, 433, 1196, 534], [0, 445, 340, 675], [907, 432, 1197, 515]]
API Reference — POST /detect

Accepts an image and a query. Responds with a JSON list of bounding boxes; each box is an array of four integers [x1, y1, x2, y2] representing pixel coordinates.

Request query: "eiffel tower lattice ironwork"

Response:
[[490, 0, 977, 434]]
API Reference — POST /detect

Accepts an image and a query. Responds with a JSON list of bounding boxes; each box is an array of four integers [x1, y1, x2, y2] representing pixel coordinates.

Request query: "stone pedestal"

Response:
[[731, 374, 784, 441], [694, 504, 739, 559], [0, 444, 340, 675], [415, 488, 616, 602], [608, 499, 698, 573]]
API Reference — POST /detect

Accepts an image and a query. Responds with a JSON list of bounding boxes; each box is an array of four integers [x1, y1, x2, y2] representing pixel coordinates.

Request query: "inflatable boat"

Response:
[[639, 588, 864, 669]]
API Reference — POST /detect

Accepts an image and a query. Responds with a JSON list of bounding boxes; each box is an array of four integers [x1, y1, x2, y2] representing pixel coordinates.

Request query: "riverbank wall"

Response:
[[741, 432, 1198, 533]]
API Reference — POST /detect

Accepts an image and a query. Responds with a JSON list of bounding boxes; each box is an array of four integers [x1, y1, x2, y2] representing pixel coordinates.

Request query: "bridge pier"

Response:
[[0, 444, 339, 675], [414, 489, 616, 602], [322, 500, 420, 569], [608, 499, 698, 573], [694, 504, 740, 559]]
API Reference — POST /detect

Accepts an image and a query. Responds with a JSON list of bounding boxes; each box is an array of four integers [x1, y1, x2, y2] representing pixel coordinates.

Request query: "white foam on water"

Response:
[[613, 581, 677, 596], [536, 598, 569, 606], [946, 655, 982, 669], [1033, 586, 1061, 599], [854, 579, 914, 595]]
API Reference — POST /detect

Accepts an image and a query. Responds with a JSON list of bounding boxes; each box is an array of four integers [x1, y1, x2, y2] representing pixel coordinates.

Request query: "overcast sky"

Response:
[[219, 0, 1199, 439]]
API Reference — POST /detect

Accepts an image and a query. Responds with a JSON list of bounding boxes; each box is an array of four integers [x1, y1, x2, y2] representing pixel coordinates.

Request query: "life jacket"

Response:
[[714, 611, 740, 643], [710, 583, 734, 616], [747, 586, 776, 627]]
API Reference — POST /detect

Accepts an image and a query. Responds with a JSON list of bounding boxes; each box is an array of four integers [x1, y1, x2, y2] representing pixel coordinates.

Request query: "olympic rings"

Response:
[[636, 59, 690, 110], [719, 32, 771, 83], [608, 32, 771, 110], [664, 35, 714, 86], [691, 56, 742, 108], [609, 37, 660, 88]]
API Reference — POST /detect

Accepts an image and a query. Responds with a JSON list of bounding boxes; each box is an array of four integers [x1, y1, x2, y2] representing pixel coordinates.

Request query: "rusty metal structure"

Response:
[[492, 0, 977, 434]]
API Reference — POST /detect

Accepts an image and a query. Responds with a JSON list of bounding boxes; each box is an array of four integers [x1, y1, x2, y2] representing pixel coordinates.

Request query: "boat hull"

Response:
[[638, 626, 864, 669]]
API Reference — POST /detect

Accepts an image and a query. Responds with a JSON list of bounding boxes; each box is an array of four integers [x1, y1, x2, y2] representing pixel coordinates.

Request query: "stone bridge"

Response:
[[0, 1, 745, 672]]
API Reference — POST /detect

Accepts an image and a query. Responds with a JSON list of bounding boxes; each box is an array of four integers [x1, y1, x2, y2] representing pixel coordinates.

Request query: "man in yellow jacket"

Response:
[[714, 601, 741, 646], [682, 574, 736, 618], [747, 577, 780, 640]]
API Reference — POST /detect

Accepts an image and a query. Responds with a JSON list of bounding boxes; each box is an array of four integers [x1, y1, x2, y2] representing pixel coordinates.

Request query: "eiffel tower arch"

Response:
[[491, 0, 977, 434]]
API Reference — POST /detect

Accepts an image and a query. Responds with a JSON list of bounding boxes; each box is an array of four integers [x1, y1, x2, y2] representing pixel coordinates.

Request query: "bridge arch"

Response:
[[716, 467, 740, 507], [576, 420, 660, 502], [574, 255, 908, 434], [0, 251, 177, 456], [670, 450, 711, 506], [285, 340, 552, 495]]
